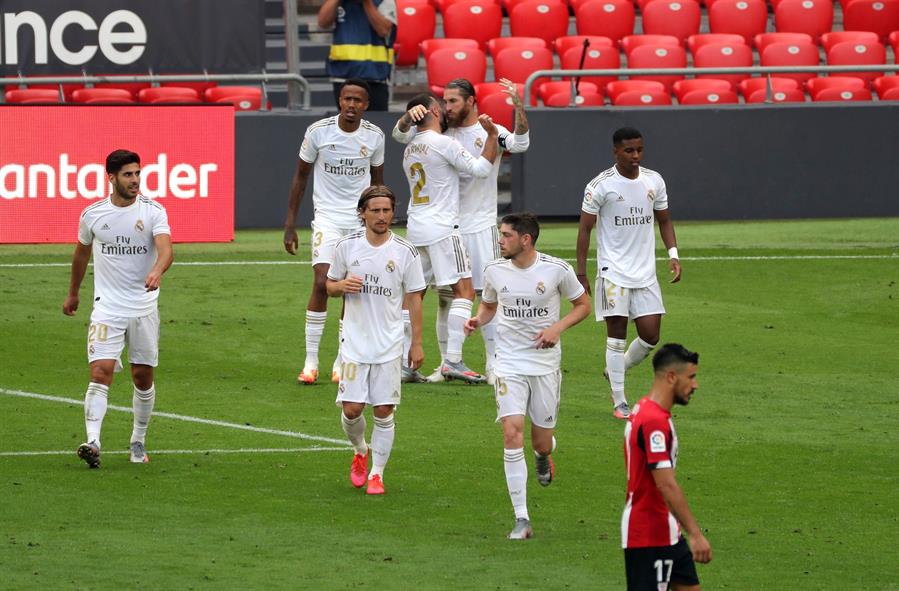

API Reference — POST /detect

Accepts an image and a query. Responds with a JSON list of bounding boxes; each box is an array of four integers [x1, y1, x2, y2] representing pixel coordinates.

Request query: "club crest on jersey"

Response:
[[474, 137, 484, 149], [359, 146, 369, 157], [647, 190, 655, 202], [385, 260, 395, 273], [649, 430, 666, 453], [338, 383, 346, 393], [313, 249, 320, 258], [134, 219, 144, 232], [536, 281, 545, 294]]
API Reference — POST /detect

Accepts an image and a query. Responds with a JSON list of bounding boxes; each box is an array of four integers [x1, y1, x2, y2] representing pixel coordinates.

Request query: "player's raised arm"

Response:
[[63, 242, 92, 316], [499, 78, 530, 138], [283, 159, 314, 255], [393, 104, 429, 141]]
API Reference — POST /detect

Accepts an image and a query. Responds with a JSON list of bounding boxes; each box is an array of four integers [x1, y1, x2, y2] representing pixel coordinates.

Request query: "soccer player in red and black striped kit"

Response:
[[621, 344, 712, 590]]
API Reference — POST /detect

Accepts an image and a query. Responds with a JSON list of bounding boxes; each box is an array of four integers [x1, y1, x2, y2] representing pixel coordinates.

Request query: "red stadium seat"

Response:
[[72, 88, 134, 103], [709, 0, 769, 46], [436, 0, 499, 12], [138, 87, 200, 103], [502, 0, 559, 13], [612, 89, 673, 105], [806, 76, 867, 99], [672, 78, 732, 101], [641, 0, 701, 44], [215, 95, 264, 110], [420, 38, 479, 61], [826, 41, 887, 85], [486, 37, 548, 57], [538, 80, 601, 102], [475, 81, 525, 100], [93, 78, 151, 98], [17, 97, 64, 104], [443, 1, 503, 50], [606, 79, 667, 101], [560, 45, 621, 90], [554, 36, 615, 57], [149, 96, 204, 104], [812, 87, 873, 101], [873, 75, 899, 97], [746, 87, 807, 102], [545, 90, 605, 105], [774, 0, 834, 42], [738, 76, 801, 98], [626, 44, 687, 91], [478, 92, 517, 129], [23, 81, 83, 101], [395, 3, 437, 66], [890, 30, 899, 55], [575, 0, 636, 46], [693, 42, 753, 88], [760, 41, 820, 86], [510, 0, 570, 47], [84, 97, 136, 105], [5, 89, 61, 103], [880, 86, 899, 99], [493, 47, 554, 84], [843, 0, 899, 42], [621, 34, 680, 57], [754, 32, 815, 54], [205, 86, 263, 103], [679, 88, 739, 104], [686, 33, 747, 55], [160, 80, 218, 93], [426, 47, 487, 94], [820, 31, 880, 53]]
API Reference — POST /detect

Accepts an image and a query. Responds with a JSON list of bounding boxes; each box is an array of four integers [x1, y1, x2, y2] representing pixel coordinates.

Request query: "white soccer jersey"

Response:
[[482, 253, 585, 376], [401, 130, 493, 246], [582, 166, 669, 288], [299, 116, 386, 229], [327, 231, 426, 364], [393, 123, 530, 234], [77, 196, 171, 317]]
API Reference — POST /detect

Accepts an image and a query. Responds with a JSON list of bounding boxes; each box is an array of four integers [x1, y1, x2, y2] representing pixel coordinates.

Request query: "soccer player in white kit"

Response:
[[326, 185, 426, 495], [393, 78, 530, 385], [575, 127, 682, 420], [63, 150, 174, 468], [465, 213, 591, 539], [283, 79, 386, 385], [397, 93, 499, 383]]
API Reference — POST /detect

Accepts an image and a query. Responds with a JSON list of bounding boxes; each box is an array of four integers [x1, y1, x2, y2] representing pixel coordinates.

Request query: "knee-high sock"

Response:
[[131, 383, 156, 444], [304, 310, 327, 369], [606, 337, 627, 406], [84, 382, 109, 446], [481, 318, 496, 371], [341, 413, 368, 456], [370, 414, 395, 478], [436, 288, 452, 363], [446, 298, 473, 363], [624, 337, 655, 371], [402, 310, 412, 366], [504, 448, 529, 520]]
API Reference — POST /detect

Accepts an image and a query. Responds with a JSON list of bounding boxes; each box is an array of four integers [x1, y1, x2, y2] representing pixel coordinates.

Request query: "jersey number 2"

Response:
[[409, 163, 429, 205]]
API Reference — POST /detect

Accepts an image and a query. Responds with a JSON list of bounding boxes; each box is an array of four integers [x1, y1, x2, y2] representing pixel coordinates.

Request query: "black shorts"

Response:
[[624, 537, 700, 590]]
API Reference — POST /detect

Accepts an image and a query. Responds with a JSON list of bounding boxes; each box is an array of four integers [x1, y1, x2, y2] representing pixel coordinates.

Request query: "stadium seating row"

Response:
[[2, 85, 266, 110]]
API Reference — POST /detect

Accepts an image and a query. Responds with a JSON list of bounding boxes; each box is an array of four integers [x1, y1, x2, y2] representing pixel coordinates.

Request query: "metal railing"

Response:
[[523, 64, 899, 106]]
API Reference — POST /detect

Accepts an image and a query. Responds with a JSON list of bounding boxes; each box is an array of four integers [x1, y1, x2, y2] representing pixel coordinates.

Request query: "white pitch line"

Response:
[[0, 447, 347, 457], [1, 254, 896, 268], [0, 388, 350, 447]]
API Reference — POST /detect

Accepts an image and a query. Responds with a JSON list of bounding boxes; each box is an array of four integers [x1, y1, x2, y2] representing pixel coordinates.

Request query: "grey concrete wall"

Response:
[[235, 104, 899, 229]]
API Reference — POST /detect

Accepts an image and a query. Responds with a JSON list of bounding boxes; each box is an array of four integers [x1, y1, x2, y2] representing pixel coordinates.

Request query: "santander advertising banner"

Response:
[[0, 105, 234, 243]]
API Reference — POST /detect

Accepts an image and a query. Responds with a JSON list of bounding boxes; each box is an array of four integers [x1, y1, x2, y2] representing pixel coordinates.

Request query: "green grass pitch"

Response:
[[1, 218, 897, 590]]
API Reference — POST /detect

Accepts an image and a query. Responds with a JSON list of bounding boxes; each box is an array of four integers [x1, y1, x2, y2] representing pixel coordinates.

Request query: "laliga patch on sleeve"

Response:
[[649, 430, 667, 454]]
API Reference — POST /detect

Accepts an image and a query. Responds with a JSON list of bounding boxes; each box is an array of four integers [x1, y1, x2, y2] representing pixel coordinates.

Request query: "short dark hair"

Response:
[[406, 93, 438, 112], [446, 78, 476, 101], [652, 344, 699, 373], [358, 185, 396, 212], [340, 78, 371, 98], [613, 127, 642, 146], [500, 212, 540, 245], [105, 150, 140, 175]]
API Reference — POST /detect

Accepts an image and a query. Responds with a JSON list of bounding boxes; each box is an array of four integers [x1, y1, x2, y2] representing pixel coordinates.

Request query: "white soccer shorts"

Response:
[[335, 357, 402, 407], [86, 309, 160, 371], [595, 277, 666, 321], [310, 222, 359, 266], [417, 233, 472, 287], [494, 371, 561, 429], [463, 225, 501, 292]]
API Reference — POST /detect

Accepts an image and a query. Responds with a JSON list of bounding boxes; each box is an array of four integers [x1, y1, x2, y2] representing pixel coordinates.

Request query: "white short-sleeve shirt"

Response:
[[482, 252, 585, 376], [77, 196, 171, 318], [328, 231, 426, 364], [582, 166, 668, 288]]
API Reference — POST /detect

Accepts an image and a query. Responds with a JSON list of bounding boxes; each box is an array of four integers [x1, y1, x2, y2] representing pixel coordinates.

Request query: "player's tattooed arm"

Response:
[[499, 78, 529, 135]]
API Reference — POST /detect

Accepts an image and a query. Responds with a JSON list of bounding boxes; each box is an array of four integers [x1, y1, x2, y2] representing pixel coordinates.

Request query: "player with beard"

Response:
[[64, 149, 173, 468], [393, 78, 529, 385]]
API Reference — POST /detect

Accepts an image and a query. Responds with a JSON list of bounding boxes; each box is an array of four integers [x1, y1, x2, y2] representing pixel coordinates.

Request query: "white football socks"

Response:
[[370, 413, 395, 479], [341, 413, 368, 456], [131, 383, 156, 444], [624, 337, 655, 371], [84, 382, 109, 447], [504, 448, 529, 520], [304, 310, 327, 369], [446, 298, 473, 364], [606, 337, 627, 407]]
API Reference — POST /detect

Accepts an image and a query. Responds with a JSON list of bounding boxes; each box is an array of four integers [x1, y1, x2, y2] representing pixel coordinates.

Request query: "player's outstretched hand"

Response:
[[533, 324, 562, 349], [63, 295, 79, 316], [690, 533, 712, 564], [408, 343, 424, 370], [284, 226, 299, 255], [499, 78, 523, 108], [669, 258, 682, 283], [478, 114, 498, 136], [464, 316, 480, 336], [341, 274, 364, 294]]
